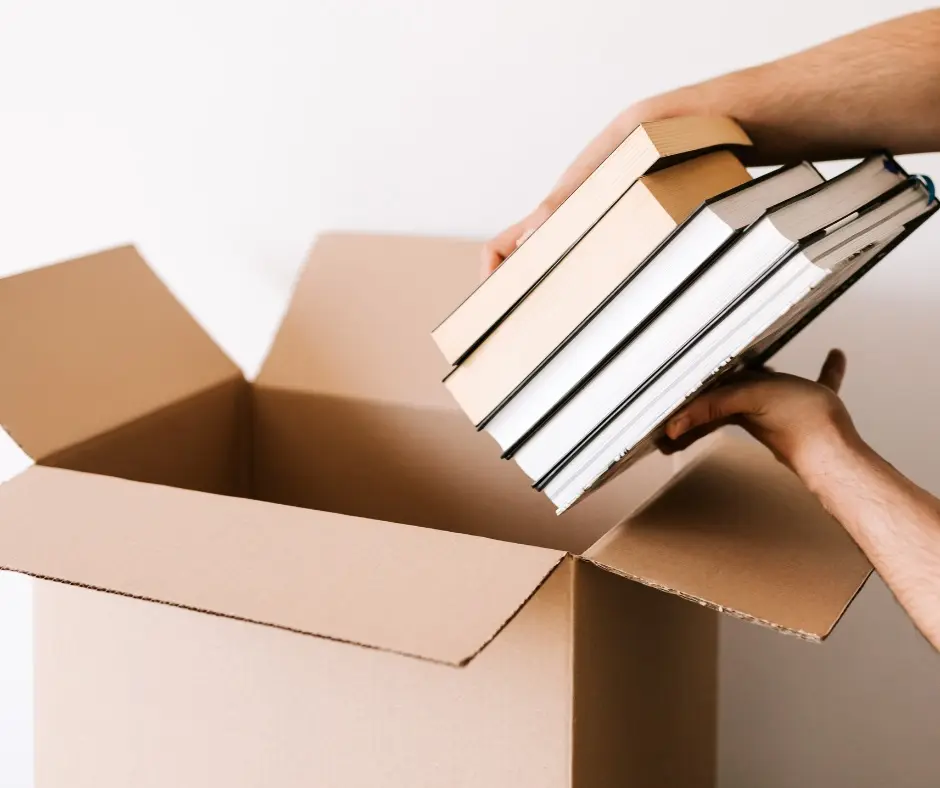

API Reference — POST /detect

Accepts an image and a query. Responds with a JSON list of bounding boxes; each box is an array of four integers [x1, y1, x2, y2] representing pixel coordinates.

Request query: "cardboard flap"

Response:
[[0, 466, 566, 665], [258, 233, 480, 408], [584, 434, 871, 639], [0, 246, 239, 461]]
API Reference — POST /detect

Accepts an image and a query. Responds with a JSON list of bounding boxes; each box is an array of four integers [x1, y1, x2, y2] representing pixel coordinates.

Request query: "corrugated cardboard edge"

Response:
[[579, 431, 873, 641], [0, 465, 571, 669], [6, 552, 570, 668], [3, 552, 569, 669], [567, 557, 719, 788], [579, 556, 872, 642], [455, 553, 572, 666], [563, 438, 805, 644]]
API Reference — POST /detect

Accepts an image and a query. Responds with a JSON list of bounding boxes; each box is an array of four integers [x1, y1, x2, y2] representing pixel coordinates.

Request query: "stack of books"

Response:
[[432, 116, 938, 513]]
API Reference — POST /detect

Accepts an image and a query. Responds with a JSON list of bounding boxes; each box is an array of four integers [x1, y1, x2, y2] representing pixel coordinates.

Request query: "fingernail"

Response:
[[668, 415, 690, 438]]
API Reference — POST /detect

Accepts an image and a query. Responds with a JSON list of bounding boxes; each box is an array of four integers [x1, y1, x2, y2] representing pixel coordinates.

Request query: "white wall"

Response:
[[1, 1, 939, 785]]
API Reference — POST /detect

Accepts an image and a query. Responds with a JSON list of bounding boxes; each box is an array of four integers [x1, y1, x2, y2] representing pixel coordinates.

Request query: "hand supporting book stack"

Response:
[[432, 116, 938, 514]]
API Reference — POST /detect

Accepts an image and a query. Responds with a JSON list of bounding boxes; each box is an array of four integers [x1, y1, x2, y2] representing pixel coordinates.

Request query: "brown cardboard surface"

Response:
[[585, 434, 872, 639], [0, 245, 239, 461], [35, 560, 575, 788], [572, 561, 717, 788], [31, 550, 717, 788], [252, 386, 673, 553], [258, 232, 481, 410], [0, 236, 863, 639], [0, 232, 857, 786], [0, 465, 566, 665], [43, 375, 249, 497]]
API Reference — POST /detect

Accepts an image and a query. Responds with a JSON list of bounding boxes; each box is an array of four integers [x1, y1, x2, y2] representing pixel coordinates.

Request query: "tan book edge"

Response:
[[431, 116, 752, 365], [444, 151, 752, 425]]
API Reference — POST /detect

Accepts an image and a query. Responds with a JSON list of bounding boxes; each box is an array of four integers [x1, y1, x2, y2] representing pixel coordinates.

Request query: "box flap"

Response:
[[0, 246, 240, 461], [0, 466, 566, 666], [583, 434, 871, 640], [257, 233, 480, 409]]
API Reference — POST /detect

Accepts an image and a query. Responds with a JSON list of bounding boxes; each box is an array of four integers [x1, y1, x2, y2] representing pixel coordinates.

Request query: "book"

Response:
[[482, 161, 825, 454], [541, 175, 937, 512], [511, 153, 908, 487], [443, 150, 752, 425], [430, 116, 753, 365]]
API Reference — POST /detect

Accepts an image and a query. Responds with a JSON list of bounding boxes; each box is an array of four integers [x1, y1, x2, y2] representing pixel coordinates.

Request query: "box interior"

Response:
[[0, 240, 670, 556], [0, 237, 875, 647]]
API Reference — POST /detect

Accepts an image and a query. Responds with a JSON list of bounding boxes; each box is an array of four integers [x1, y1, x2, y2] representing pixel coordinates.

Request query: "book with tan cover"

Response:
[[444, 151, 751, 425], [431, 116, 752, 365]]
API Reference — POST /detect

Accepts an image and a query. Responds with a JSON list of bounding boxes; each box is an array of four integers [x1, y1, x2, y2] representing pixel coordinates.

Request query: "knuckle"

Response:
[[705, 399, 726, 423]]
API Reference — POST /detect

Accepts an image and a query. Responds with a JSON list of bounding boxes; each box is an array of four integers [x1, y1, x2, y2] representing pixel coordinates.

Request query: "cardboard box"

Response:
[[0, 236, 871, 787]]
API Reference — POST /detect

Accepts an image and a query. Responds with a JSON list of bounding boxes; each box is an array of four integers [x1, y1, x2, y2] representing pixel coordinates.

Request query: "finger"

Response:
[[817, 349, 847, 393], [480, 204, 555, 279], [479, 249, 501, 279], [712, 359, 777, 389], [665, 383, 764, 440], [725, 366, 775, 385], [480, 223, 523, 278], [657, 415, 737, 454]]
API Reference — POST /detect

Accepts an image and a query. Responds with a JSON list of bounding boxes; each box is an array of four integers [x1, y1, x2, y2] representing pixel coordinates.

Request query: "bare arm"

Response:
[[801, 434, 940, 650], [484, 9, 940, 272], [665, 351, 940, 650]]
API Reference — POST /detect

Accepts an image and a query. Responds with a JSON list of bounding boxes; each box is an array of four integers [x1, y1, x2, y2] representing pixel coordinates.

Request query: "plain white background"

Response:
[[2, 1, 940, 785]]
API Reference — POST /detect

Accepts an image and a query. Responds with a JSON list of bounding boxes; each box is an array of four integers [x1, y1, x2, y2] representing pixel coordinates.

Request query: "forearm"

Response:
[[798, 433, 940, 650], [641, 9, 940, 165], [547, 10, 940, 208]]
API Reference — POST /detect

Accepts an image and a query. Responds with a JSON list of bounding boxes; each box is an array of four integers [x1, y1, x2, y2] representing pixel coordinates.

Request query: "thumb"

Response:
[[817, 348, 846, 393], [665, 383, 763, 440]]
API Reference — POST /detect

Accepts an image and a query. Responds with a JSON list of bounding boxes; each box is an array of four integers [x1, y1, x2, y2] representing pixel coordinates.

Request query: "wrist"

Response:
[[791, 421, 871, 496], [631, 76, 737, 124]]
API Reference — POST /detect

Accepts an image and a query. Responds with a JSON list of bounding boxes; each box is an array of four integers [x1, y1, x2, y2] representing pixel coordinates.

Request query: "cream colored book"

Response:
[[444, 150, 751, 425], [431, 116, 752, 365]]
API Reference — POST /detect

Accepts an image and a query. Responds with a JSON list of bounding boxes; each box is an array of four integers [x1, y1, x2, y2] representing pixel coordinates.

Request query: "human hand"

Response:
[[660, 350, 864, 479], [480, 104, 658, 278], [480, 206, 553, 279]]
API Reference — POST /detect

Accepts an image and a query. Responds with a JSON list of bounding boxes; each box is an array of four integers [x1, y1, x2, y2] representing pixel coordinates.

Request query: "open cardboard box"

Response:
[[0, 236, 871, 787]]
